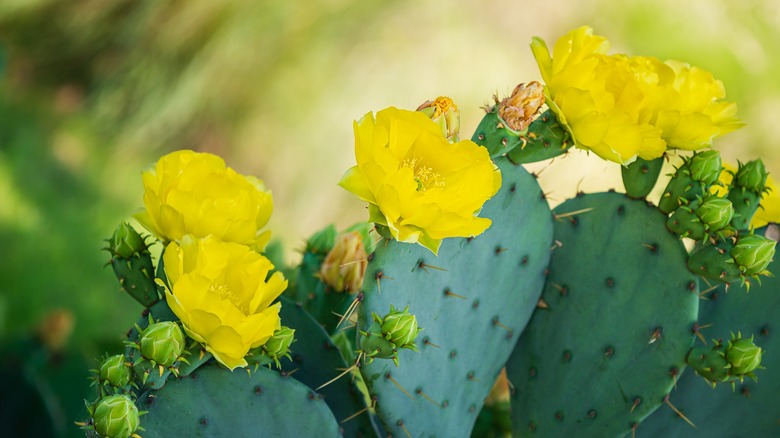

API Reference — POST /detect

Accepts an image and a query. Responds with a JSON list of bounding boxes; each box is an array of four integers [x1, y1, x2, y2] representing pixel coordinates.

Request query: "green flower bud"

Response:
[[110, 223, 146, 259], [359, 320, 397, 360], [731, 234, 776, 276], [92, 394, 140, 438], [734, 159, 768, 192], [687, 347, 730, 383], [688, 150, 722, 185], [263, 326, 295, 360], [140, 321, 185, 367], [380, 306, 421, 349], [417, 96, 461, 142], [726, 333, 762, 375], [696, 196, 734, 232], [99, 355, 131, 388]]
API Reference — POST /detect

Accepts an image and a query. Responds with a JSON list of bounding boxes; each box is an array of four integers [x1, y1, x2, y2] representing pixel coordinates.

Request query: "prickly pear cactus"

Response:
[[507, 192, 700, 438], [136, 363, 342, 437], [358, 155, 554, 437], [636, 225, 780, 437]]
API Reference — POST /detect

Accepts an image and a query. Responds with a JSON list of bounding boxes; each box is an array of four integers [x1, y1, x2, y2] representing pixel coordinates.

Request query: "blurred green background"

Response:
[[0, 0, 777, 435]]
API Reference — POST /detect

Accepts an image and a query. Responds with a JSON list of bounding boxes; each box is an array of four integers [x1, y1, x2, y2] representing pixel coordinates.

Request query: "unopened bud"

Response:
[[262, 326, 295, 361], [380, 306, 421, 349], [417, 96, 461, 142], [98, 355, 131, 388], [140, 321, 185, 367], [725, 333, 762, 375], [688, 150, 722, 185], [696, 196, 734, 232], [498, 81, 545, 132], [92, 394, 140, 438], [731, 233, 776, 276], [319, 231, 368, 292], [110, 223, 147, 259], [734, 159, 768, 192]]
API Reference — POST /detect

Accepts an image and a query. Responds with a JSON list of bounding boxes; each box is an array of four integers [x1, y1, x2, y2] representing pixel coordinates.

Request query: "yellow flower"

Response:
[[162, 235, 287, 370], [654, 61, 744, 150], [135, 150, 273, 250], [339, 106, 501, 254], [532, 27, 667, 165], [531, 26, 741, 165]]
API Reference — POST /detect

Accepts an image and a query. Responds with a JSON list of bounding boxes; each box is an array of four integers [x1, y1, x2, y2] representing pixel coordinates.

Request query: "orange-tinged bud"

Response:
[[319, 231, 368, 292], [417, 96, 461, 142]]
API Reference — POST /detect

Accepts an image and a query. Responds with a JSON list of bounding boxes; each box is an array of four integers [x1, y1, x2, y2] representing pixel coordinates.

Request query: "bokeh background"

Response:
[[0, 0, 778, 435]]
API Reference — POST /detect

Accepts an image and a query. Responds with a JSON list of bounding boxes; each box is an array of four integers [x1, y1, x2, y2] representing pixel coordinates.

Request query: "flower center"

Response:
[[400, 157, 445, 192], [209, 283, 248, 314]]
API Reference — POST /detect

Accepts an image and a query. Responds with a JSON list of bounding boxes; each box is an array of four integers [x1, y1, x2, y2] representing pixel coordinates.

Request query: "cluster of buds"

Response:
[[687, 332, 763, 388], [358, 305, 422, 367]]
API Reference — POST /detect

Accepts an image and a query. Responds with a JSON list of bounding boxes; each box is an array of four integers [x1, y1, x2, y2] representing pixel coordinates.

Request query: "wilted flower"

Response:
[[339, 107, 501, 254], [163, 235, 287, 370], [135, 150, 273, 250], [498, 81, 545, 132]]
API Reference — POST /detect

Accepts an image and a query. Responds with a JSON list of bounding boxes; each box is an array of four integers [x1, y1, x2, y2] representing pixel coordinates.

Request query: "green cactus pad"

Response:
[[472, 109, 570, 162], [109, 249, 160, 308], [277, 296, 378, 437], [136, 363, 341, 437], [635, 225, 780, 437], [358, 156, 553, 437], [507, 192, 699, 438], [622, 157, 664, 199]]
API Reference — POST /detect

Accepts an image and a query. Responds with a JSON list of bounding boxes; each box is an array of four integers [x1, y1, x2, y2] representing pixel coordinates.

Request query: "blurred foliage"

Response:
[[0, 0, 777, 436]]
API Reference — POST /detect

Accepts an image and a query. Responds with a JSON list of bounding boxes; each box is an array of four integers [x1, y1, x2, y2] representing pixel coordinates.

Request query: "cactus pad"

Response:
[[636, 225, 780, 437], [358, 156, 554, 437], [507, 192, 699, 437], [136, 363, 341, 437]]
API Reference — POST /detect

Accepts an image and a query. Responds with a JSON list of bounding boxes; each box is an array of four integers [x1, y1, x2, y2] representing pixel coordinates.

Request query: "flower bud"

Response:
[[734, 159, 768, 192], [99, 355, 131, 388], [262, 326, 295, 361], [109, 223, 147, 259], [498, 81, 545, 132], [688, 150, 722, 185], [696, 196, 734, 232], [140, 321, 185, 367], [687, 347, 729, 383], [319, 231, 368, 292], [92, 394, 140, 438], [359, 320, 398, 361], [380, 306, 421, 349], [731, 234, 776, 276], [417, 96, 461, 142], [726, 333, 762, 375]]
